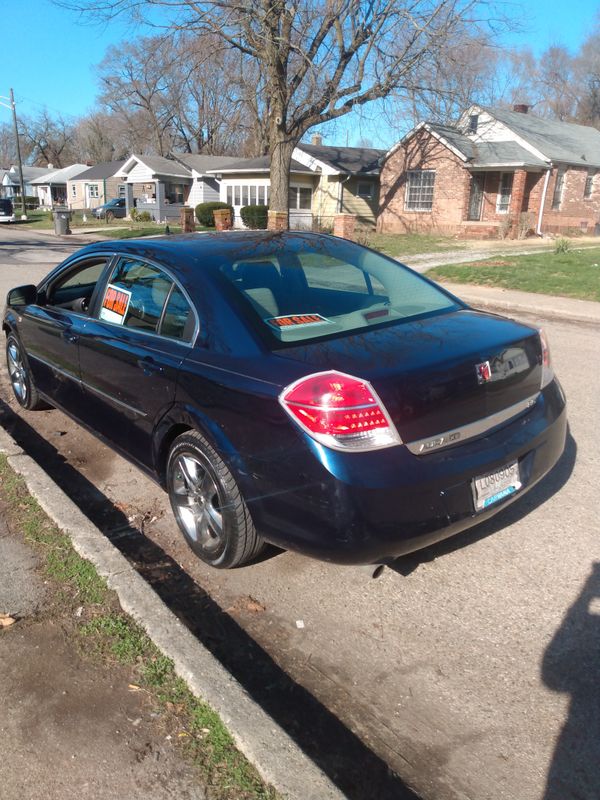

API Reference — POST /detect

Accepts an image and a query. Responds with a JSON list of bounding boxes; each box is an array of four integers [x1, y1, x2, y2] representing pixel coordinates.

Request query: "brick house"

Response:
[[378, 104, 600, 238]]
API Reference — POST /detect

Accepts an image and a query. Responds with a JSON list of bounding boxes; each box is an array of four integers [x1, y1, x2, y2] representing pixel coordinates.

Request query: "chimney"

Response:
[[311, 133, 323, 146], [513, 104, 529, 114]]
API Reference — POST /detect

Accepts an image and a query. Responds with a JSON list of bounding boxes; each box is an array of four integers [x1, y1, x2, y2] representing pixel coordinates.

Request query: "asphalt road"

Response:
[[1, 228, 599, 800]]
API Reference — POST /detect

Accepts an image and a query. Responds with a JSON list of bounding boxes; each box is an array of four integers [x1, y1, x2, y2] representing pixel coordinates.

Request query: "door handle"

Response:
[[137, 357, 163, 376], [62, 331, 79, 344]]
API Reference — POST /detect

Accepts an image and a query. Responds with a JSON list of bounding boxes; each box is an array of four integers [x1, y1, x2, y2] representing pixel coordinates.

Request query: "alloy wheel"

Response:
[[170, 453, 225, 555], [7, 339, 27, 404]]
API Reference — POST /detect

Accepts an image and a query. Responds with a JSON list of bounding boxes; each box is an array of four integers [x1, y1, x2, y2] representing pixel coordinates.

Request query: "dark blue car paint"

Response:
[[4, 232, 567, 565]]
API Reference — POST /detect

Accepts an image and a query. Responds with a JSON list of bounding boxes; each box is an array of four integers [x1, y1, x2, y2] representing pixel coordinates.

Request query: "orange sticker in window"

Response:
[[266, 313, 331, 329], [100, 284, 132, 325]]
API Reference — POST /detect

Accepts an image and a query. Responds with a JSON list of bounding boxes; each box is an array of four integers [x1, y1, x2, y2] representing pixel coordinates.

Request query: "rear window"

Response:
[[217, 237, 458, 344], [0, 199, 13, 215]]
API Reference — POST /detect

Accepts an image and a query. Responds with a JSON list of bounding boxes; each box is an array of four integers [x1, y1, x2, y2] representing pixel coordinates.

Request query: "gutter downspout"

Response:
[[536, 167, 552, 236]]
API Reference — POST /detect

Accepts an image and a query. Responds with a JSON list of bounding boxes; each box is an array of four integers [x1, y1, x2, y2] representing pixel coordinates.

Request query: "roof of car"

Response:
[[83, 230, 334, 268]]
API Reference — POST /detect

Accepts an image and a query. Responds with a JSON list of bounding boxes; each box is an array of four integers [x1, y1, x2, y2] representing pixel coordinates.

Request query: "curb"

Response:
[[0, 424, 346, 800], [436, 283, 600, 328]]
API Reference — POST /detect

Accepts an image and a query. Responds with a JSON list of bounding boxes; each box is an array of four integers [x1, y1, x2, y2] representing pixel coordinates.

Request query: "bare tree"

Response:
[[58, 0, 500, 226], [20, 109, 80, 166]]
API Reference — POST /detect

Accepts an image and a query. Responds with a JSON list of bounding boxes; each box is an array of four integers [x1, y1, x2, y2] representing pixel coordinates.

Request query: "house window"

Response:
[[118, 184, 126, 198], [88, 184, 99, 199], [496, 173, 513, 213], [405, 170, 435, 211], [468, 114, 479, 134], [552, 170, 565, 210], [226, 184, 269, 207], [584, 170, 595, 199], [357, 181, 374, 199], [71, 184, 77, 198], [290, 186, 312, 210]]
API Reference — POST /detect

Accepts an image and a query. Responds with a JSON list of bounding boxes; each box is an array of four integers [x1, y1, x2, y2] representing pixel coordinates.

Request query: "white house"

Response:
[[30, 164, 89, 208]]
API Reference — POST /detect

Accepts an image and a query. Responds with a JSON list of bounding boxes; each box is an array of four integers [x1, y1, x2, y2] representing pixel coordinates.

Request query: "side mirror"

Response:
[[7, 284, 38, 307]]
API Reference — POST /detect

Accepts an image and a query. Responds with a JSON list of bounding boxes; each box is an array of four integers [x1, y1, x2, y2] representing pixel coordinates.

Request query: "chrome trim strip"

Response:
[[27, 353, 147, 418], [28, 353, 79, 384], [406, 394, 540, 455], [79, 378, 148, 418]]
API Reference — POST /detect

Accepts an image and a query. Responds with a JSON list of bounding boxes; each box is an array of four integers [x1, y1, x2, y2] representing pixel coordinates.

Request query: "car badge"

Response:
[[476, 361, 492, 384]]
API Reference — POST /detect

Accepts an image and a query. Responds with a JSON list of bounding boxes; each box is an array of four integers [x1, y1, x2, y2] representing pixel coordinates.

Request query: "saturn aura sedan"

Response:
[[3, 232, 567, 569]]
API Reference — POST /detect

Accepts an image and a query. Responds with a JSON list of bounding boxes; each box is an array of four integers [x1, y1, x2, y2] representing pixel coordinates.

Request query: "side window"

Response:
[[160, 284, 195, 342], [47, 258, 109, 311], [99, 258, 172, 333]]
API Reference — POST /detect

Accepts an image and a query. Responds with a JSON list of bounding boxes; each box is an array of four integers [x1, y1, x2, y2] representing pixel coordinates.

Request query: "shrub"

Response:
[[129, 207, 139, 221], [517, 212, 535, 240], [195, 201, 234, 227], [12, 195, 40, 209], [137, 210, 153, 222], [498, 216, 513, 239], [240, 204, 269, 229], [554, 237, 570, 254]]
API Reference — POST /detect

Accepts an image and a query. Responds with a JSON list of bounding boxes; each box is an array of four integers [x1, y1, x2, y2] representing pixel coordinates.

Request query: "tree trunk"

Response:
[[268, 129, 297, 229]]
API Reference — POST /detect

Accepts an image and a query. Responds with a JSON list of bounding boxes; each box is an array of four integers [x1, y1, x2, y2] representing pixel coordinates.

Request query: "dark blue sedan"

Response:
[[3, 232, 567, 569]]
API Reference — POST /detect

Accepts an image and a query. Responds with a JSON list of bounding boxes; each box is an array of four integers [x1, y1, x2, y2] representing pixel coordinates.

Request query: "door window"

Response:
[[160, 284, 195, 342], [47, 258, 110, 312], [99, 258, 172, 332]]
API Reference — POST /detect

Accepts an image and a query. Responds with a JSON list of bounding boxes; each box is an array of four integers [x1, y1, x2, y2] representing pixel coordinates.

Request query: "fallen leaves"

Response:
[[0, 613, 16, 628]]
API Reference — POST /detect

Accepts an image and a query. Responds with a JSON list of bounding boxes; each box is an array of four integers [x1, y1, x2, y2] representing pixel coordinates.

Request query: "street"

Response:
[[1, 228, 598, 800]]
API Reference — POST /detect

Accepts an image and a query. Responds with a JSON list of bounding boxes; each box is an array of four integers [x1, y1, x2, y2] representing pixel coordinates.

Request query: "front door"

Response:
[[467, 174, 485, 221]]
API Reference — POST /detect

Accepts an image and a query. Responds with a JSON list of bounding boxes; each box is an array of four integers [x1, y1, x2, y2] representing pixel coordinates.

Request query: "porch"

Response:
[[462, 169, 543, 237]]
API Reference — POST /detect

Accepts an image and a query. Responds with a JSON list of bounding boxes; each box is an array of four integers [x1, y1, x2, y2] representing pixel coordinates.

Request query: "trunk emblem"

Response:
[[476, 361, 492, 383]]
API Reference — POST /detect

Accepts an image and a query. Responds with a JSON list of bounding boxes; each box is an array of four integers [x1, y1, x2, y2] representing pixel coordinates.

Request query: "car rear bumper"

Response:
[[245, 379, 568, 564]]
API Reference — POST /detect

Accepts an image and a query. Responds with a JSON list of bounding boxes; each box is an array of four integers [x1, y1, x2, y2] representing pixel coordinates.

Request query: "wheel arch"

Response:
[[153, 404, 250, 491]]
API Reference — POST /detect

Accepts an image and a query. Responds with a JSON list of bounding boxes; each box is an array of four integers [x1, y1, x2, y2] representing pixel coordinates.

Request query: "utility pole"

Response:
[[0, 89, 27, 219]]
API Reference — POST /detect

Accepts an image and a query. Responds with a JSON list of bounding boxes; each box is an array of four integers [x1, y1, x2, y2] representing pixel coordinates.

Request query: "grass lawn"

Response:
[[427, 247, 600, 302], [368, 232, 466, 258]]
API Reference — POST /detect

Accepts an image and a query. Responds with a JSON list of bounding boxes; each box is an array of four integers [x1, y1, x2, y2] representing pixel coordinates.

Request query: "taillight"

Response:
[[539, 328, 554, 388], [279, 370, 402, 451]]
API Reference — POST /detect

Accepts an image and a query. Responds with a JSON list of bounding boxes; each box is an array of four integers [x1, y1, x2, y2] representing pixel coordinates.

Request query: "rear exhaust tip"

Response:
[[359, 563, 386, 579]]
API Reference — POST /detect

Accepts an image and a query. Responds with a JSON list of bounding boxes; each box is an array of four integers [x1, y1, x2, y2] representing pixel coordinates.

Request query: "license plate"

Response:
[[472, 461, 521, 511]]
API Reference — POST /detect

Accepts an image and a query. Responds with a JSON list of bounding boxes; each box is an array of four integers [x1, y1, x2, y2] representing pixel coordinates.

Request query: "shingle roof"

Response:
[[297, 143, 385, 174], [71, 160, 126, 181], [173, 154, 243, 174], [30, 164, 89, 185], [4, 165, 55, 183], [426, 123, 548, 168], [124, 155, 192, 179], [482, 106, 600, 168], [207, 156, 314, 174]]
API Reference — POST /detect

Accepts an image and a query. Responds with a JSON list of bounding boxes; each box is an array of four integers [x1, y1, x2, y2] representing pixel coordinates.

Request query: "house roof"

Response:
[[470, 140, 547, 168], [481, 106, 600, 168], [119, 155, 192, 179], [296, 143, 386, 174], [30, 164, 89, 185], [4, 165, 55, 184], [71, 160, 126, 181], [207, 155, 315, 175], [173, 154, 242, 174]]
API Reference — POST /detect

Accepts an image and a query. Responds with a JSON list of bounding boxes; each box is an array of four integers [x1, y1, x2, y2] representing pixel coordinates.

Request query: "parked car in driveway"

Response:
[[0, 198, 15, 223], [93, 197, 126, 220], [3, 232, 567, 569]]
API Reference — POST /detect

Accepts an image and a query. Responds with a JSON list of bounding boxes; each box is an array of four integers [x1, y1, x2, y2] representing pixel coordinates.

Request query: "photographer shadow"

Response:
[[541, 561, 600, 799]]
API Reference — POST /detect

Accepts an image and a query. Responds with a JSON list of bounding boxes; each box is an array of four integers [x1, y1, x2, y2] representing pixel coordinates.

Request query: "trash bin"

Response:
[[52, 208, 72, 235]]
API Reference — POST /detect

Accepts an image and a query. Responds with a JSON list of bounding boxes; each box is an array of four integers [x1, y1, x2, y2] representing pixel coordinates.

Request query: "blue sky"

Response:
[[1, 0, 598, 148]]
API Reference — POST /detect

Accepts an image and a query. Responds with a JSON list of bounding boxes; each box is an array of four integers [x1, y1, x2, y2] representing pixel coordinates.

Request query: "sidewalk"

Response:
[[434, 281, 600, 327]]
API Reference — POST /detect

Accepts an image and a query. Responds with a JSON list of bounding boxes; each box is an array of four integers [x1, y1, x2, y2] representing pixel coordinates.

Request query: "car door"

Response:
[[15, 255, 113, 413], [77, 255, 198, 470]]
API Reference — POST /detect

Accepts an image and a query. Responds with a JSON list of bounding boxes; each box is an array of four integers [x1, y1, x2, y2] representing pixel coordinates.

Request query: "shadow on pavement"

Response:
[[390, 429, 577, 577], [541, 561, 600, 799], [0, 396, 419, 800]]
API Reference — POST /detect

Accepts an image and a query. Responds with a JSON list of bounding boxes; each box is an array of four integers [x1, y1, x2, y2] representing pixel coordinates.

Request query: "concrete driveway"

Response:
[[0, 228, 598, 800]]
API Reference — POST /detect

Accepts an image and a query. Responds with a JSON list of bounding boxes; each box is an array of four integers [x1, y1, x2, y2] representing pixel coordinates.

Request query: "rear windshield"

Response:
[[217, 236, 459, 344], [0, 199, 13, 215]]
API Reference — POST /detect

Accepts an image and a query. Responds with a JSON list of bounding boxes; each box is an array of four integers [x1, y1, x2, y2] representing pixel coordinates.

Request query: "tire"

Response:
[[166, 430, 264, 568], [5, 333, 49, 410]]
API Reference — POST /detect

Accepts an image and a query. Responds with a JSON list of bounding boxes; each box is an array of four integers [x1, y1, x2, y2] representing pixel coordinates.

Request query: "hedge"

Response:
[[240, 204, 269, 229], [195, 201, 234, 227]]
